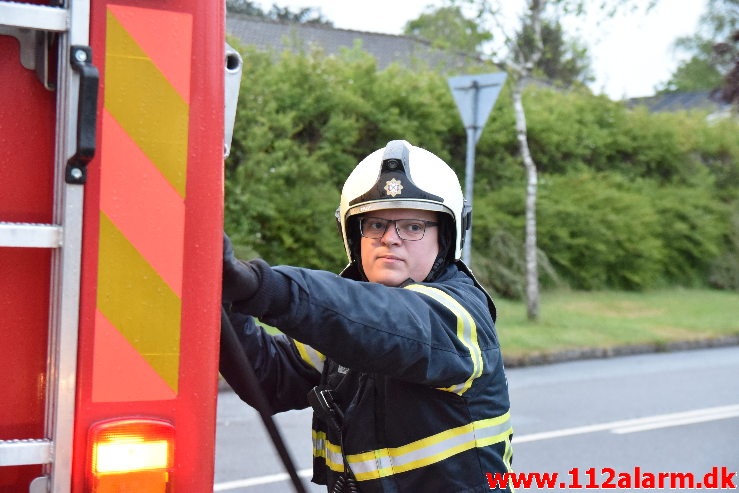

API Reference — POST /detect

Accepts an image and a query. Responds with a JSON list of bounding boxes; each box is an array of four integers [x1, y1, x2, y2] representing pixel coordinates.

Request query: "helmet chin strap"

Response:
[[423, 215, 453, 282], [424, 256, 447, 282], [354, 259, 369, 282]]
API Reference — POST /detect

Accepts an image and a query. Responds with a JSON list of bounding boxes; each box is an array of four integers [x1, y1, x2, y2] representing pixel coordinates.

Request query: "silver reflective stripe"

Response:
[[347, 413, 511, 480], [293, 340, 325, 373], [312, 431, 344, 472], [403, 284, 483, 395]]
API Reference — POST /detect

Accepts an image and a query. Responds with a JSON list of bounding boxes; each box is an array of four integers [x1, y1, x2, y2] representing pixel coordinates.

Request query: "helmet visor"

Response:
[[346, 199, 452, 219]]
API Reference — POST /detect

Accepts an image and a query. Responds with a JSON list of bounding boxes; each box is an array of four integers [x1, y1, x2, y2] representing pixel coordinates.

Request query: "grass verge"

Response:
[[495, 288, 739, 361]]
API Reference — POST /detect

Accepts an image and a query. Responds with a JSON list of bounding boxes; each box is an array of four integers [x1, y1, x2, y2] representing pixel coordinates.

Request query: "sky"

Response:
[[257, 0, 708, 100]]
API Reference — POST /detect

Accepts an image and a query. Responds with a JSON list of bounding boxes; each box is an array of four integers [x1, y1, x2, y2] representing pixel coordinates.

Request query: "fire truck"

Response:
[[0, 0, 243, 491]]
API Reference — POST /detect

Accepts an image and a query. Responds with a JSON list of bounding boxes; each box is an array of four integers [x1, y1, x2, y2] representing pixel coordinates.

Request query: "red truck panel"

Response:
[[0, 31, 56, 490], [1, 0, 224, 490]]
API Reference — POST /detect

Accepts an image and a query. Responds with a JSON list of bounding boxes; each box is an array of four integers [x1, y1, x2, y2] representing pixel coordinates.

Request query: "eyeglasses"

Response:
[[359, 217, 438, 241]]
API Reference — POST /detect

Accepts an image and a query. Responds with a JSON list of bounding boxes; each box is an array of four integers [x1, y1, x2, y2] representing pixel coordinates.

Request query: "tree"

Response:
[[403, 2, 493, 54], [716, 30, 739, 106], [504, 0, 655, 320], [658, 0, 738, 93], [506, 0, 546, 321], [266, 5, 333, 26], [403, 0, 594, 87], [405, 0, 547, 320], [226, 0, 333, 26], [405, 0, 652, 320], [226, 0, 264, 16], [514, 17, 594, 87]]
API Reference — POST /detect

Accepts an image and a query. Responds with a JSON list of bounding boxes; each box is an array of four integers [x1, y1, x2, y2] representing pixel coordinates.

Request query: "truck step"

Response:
[[0, 222, 63, 248], [0, 1, 68, 32], [0, 439, 52, 467]]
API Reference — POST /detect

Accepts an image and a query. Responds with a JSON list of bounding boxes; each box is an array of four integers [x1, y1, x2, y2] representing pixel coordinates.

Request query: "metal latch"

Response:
[[0, 27, 58, 90], [0, 1, 69, 90], [224, 43, 243, 159]]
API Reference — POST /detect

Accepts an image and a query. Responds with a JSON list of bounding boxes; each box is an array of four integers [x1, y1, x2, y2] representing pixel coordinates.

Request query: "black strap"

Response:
[[219, 307, 308, 493], [308, 386, 359, 493]]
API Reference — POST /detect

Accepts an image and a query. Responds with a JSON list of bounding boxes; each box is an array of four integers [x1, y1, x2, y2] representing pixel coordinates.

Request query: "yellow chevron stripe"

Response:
[[104, 10, 189, 197], [97, 213, 181, 393]]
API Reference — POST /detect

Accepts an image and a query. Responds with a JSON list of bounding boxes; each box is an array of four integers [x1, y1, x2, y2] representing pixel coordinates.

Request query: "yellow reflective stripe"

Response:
[[403, 284, 483, 395], [312, 430, 344, 472], [350, 412, 511, 480], [504, 433, 516, 493], [293, 340, 325, 373], [319, 412, 511, 481]]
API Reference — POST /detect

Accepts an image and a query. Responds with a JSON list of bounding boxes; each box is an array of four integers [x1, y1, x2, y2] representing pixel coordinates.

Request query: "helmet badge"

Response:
[[384, 178, 404, 197]]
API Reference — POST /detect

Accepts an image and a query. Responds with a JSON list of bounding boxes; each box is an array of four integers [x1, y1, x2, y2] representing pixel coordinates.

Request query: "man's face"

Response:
[[360, 208, 440, 286]]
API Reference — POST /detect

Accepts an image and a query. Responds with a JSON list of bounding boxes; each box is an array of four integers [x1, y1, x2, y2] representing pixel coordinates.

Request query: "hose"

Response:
[[219, 307, 308, 493]]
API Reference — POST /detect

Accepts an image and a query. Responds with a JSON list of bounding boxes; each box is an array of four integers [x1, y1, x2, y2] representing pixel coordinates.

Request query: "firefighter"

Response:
[[221, 140, 513, 492]]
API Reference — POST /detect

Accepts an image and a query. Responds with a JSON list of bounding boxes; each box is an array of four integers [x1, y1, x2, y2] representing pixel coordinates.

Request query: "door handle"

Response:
[[65, 45, 99, 184]]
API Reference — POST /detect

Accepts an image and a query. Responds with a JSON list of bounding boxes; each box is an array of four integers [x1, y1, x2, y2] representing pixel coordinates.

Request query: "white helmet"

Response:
[[337, 140, 471, 265]]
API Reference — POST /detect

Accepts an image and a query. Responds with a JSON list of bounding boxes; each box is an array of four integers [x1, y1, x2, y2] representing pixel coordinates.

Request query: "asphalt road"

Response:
[[213, 345, 739, 492]]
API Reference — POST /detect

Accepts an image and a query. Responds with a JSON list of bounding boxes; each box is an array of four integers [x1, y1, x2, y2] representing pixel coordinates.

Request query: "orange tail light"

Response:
[[88, 418, 175, 493]]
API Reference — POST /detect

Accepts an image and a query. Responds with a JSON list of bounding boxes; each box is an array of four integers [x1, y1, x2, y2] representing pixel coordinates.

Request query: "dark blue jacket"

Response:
[[225, 261, 513, 492]]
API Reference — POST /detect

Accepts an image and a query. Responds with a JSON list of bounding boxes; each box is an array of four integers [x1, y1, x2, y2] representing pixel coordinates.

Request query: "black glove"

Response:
[[222, 233, 260, 303]]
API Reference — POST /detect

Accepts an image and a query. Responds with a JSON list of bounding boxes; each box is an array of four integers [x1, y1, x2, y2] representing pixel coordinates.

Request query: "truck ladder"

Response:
[[0, 1, 94, 492]]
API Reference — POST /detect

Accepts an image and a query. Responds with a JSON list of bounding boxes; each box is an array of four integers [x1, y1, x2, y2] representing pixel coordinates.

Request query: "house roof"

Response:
[[226, 14, 483, 71], [627, 90, 732, 113]]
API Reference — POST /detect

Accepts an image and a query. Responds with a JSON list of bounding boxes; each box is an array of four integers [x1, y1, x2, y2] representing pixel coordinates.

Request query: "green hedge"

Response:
[[225, 45, 462, 272], [224, 41, 739, 295], [472, 172, 731, 292]]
